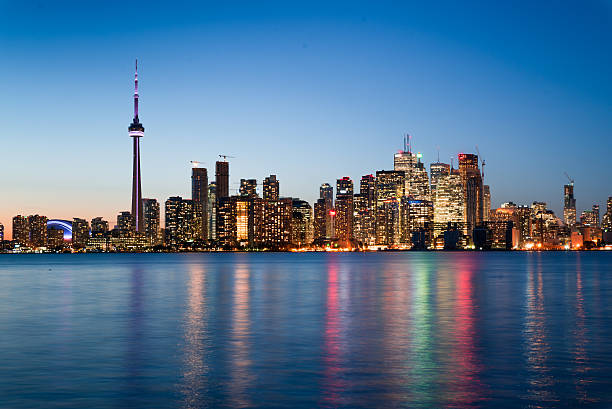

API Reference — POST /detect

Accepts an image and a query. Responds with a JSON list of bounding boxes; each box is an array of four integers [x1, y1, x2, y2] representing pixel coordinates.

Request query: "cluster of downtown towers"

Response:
[[4, 64, 612, 251]]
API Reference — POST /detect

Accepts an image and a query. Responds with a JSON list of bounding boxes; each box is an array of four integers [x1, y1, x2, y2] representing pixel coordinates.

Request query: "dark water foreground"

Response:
[[1, 252, 611, 408]]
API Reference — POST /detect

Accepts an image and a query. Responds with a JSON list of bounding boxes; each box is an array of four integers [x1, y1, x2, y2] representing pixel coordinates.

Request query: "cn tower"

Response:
[[128, 60, 144, 232]]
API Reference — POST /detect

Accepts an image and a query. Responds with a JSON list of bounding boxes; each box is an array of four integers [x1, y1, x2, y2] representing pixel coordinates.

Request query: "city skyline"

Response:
[[1, 1, 611, 234]]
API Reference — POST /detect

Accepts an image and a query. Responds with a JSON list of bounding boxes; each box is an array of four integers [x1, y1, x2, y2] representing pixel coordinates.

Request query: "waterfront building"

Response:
[[516, 205, 532, 247], [0, 223, 3, 242], [240, 179, 258, 198], [430, 162, 450, 194], [320, 183, 334, 238], [215, 160, 229, 199], [165, 197, 202, 246], [263, 175, 279, 200], [433, 172, 465, 242], [357, 174, 376, 245], [12, 215, 29, 247], [254, 197, 293, 249], [458, 153, 484, 237], [291, 199, 313, 247], [394, 150, 430, 200], [72, 218, 90, 250], [216, 196, 237, 248], [489, 206, 519, 249], [375, 170, 405, 245], [313, 198, 327, 241], [563, 183, 577, 228], [407, 199, 434, 248], [208, 182, 217, 240], [28, 215, 48, 248], [580, 207, 599, 228], [483, 185, 491, 222], [334, 177, 354, 243], [192, 167, 208, 240], [128, 60, 145, 233], [91, 217, 109, 237], [117, 211, 133, 234], [47, 227, 64, 250], [143, 198, 161, 245]]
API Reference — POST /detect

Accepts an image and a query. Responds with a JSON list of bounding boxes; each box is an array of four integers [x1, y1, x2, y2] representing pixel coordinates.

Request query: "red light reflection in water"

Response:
[[322, 261, 345, 407], [450, 259, 484, 406]]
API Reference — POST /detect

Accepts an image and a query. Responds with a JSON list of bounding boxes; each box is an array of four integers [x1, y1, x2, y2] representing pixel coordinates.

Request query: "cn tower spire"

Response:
[[134, 59, 139, 120], [129, 59, 145, 233]]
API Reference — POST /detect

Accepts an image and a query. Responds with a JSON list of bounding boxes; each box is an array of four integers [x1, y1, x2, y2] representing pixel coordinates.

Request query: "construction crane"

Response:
[[564, 172, 574, 185], [190, 160, 205, 167], [475, 145, 486, 180], [218, 154, 235, 161]]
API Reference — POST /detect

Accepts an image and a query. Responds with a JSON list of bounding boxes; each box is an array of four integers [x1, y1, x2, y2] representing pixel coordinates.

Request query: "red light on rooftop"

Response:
[[329, 209, 336, 216]]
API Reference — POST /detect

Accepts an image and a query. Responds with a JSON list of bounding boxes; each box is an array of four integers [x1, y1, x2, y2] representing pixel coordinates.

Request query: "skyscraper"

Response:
[[458, 153, 484, 236], [208, 182, 217, 240], [165, 197, 202, 246], [291, 199, 313, 247], [12, 215, 29, 247], [215, 161, 229, 199], [263, 175, 279, 200], [28, 215, 48, 248], [91, 217, 109, 237], [143, 198, 160, 245], [319, 183, 334, 238], [117, 211, 133, 233], [483, 185, 491, 222], [375, 170, 405, 245], [72, 218, 90, 249], [192, 167, 208, 240], [128, 60, 145, 233], [429, 162, 450, 194], [313, 199, 327, 241], [335, 177, 354, 243], [433, 172, 465, 241], [563, 183, 577, 228], [0, 223, 4, 242]]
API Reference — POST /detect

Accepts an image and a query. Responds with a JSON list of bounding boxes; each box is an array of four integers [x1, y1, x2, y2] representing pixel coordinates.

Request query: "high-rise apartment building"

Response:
[[313, 199, 327, 241], [563, 183, 577, 228], [335, 177, 354, 242], [291, 199, 313, 247], [375, 170, 405, 245], [215, 161, 229, 199], [602, 197, 612, 230], [208, 182, 217, 240], [165, 197, 202, 246], [263, 175, 279, 200], [319, 183, 334, 238], [117, 211, 133, 233], [357, 175, 376, 245], [407, 199, 434, 248], [72, 218, 90, 249], [27, 215, 48, 248], [483, 185, 491, 222], [91, 217, 109, 237], [192, 167, 208, 240], [458, 153, 484, 236], [143, 198, 160, 245], [240, 179, 258, 198], [12, 215, 29, 247], [0, 223, 4, 242]]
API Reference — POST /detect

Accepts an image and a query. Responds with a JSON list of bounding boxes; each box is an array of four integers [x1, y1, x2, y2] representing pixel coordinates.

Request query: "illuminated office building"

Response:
[[430, 162, 450, 194], [563, 183, 577, 228], [253, 197, 293, 248], [192, 167, 208, 240], [263, 175, 279, 200], [313, 199, 327, 241], [334, 177, 354, 242], [483, 185, 491, 222], [516, 205, 532, 246], [433, 172, 465, 240], [375, 170, 405, 245], [394, 149, 429, 200], [143, 198, 160, 245], [216, 196, 237, 248], [458, 153, 484, 236], [72, 218, 90, 249], [291, 199, 313, 247], [407, 199, 434, 248], [47, 227, 64, 250], [208, 182, 217, 240], [356, 175, 376, 245], [320, 183, 334, 238], [240, 179, 258, 198], [165, 197, 202, 246], [0, 223, 3, 242], [603, 197, 612, 230]]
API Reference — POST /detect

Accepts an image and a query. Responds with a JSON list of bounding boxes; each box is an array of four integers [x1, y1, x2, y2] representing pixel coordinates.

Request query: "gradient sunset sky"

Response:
[[1, 1, 611, 236]]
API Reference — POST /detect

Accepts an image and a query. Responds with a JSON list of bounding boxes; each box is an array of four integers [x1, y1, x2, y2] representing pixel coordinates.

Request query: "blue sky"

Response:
[[1, 1, 611, 230]]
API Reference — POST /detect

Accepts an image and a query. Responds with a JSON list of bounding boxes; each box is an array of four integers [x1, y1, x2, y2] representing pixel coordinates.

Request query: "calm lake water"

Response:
[[1, 252, 611, 408]]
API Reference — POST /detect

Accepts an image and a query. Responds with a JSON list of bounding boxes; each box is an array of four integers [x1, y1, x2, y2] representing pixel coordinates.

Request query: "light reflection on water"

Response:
[[0, 252, 611, 408]]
